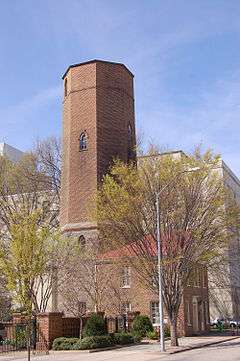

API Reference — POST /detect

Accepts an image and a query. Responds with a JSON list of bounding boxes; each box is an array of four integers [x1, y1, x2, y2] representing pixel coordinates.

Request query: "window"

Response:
[[202, 270, 207, 288], [186, 301, 191, 326], [122, 266, 131, 288], [121, 302, 131, 315], [79, 132, 87, 151], [204, 301, 209, 324], [78, 235, 86, 248], [64, 78, 68, 97], [150, 301, 159, 325]]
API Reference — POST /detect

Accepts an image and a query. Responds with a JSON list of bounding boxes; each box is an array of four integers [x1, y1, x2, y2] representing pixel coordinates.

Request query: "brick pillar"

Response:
[[36, 312, 63, 350]]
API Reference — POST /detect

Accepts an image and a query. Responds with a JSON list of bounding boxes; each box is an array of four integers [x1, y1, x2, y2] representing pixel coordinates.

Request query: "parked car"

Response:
[[229, 319, 240, 328], [210, 318, 229, 328]]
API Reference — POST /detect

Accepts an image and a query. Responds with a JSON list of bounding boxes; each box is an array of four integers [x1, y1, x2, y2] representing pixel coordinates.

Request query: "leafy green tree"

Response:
[[0, 211, 52, 312]]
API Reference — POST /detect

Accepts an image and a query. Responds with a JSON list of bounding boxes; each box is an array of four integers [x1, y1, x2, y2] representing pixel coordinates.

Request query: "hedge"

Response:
[[52, 337, 79, 350], [113, 332, 134, 345], [146, 330, 159, 340], [52, 332, 137, 350], [74, 335, 115, 350]]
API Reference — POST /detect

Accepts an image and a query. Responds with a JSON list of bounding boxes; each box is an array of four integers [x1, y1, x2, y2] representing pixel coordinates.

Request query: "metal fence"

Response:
[[0, 318, 47, 354]]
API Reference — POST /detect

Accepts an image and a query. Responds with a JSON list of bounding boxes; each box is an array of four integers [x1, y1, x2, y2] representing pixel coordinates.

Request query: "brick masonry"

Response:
[[60, 60, 136, 237]]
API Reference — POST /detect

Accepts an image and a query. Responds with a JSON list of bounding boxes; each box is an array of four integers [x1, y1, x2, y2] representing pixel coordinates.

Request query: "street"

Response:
[[1, 338, 240, 361]]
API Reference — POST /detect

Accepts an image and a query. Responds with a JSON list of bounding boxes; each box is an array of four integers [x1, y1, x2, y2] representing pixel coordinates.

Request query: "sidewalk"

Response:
[[163, 332, 240, 354], [1, 333, 239, 360]]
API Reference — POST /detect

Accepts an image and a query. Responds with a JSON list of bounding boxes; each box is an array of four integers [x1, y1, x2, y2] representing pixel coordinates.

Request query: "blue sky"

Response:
[[0, 0, 240, 175]]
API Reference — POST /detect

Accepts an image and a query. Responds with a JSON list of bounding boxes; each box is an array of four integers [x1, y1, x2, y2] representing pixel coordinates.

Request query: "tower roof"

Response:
[[62, 59, 134, 79]]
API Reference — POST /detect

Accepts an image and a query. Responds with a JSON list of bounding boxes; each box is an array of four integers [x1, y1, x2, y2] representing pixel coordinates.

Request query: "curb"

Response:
[[88, 341, 149, 353], [168, 336, 240, 354]]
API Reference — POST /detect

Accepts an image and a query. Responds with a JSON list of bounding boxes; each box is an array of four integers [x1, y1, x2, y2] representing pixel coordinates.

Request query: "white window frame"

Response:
[[150, 301, 159, 326], [122, 266, 131, 288]]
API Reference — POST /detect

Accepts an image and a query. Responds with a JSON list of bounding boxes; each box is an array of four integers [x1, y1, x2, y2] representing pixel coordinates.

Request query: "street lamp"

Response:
[[156, 192, 165, 352], [156, 166, 200, 352]]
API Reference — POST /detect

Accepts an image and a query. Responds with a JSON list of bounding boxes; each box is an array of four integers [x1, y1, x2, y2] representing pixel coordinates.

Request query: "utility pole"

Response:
[[156, 193, 165, 352]]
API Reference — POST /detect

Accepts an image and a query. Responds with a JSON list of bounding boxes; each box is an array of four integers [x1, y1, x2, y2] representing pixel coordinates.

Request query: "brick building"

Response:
[[59, 59, 210, 335], [99, 242, 209, 336]]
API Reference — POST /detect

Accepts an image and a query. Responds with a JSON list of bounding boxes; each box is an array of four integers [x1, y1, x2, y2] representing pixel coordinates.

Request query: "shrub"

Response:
[[52, 337, 79, 350], [73, 335, 115, 350], [132, 333, 142, 343], [146, 330, 159, 340], [114, 332, 134, 345], [83, 314, 107, 337], [132, 315, 153, 337]]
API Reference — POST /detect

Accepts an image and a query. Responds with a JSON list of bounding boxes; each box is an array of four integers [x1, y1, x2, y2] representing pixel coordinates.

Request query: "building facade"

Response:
[[209, 159, 240, 320], [99, 251, 210, 336]]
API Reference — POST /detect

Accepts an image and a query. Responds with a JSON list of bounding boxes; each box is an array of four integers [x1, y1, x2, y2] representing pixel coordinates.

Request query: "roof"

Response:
[[62, 59, 134, 79], [100, 232, 192, 261], [138, 150, 186, 160], [0, 142, 24, 163]]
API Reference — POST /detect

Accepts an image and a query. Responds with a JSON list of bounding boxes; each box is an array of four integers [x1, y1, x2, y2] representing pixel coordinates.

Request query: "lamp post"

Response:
[[155, 166, 200, 352], [156, 192, 165, 352]]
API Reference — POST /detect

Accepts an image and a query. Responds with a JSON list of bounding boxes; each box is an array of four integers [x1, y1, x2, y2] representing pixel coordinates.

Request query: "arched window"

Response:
[[64, 78, 68, 97], [78, 235, 86, 248], [79, 132, 87, 151]]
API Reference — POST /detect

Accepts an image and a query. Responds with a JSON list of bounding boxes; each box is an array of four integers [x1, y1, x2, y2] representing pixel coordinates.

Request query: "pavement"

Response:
[[162, 338, 240, 361], [0, 333, 239, 361]]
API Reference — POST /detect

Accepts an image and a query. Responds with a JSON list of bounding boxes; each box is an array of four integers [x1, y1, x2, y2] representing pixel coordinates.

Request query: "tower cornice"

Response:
[[62, 59, 134, 79]]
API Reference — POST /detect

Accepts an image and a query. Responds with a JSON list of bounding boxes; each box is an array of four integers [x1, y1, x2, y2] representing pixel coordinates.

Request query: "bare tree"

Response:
[[97, 147, 239, 346], [59, 245, 123, 318], [34, 137, 61, 202]]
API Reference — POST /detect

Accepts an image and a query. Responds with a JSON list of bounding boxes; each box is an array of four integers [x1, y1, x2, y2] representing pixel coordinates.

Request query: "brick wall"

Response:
[[97, 261, 210, 337], [60, 60, 136, 236]]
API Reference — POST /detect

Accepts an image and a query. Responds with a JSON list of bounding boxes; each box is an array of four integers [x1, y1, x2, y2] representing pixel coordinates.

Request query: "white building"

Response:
[[0, 142, 23, 163], [209, 159, 240, 320]]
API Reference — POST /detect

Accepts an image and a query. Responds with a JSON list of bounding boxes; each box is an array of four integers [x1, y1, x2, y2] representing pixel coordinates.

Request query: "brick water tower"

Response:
[[60, 60, 136, 241]]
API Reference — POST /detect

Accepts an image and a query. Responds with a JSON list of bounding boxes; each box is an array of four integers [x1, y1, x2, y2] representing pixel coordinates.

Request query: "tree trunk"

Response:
[[169, 318, 178, 347]]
